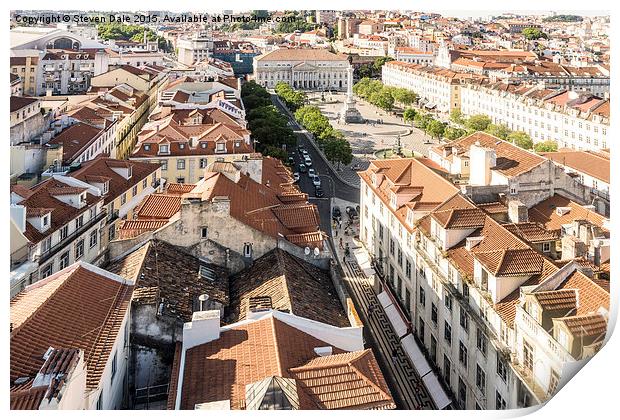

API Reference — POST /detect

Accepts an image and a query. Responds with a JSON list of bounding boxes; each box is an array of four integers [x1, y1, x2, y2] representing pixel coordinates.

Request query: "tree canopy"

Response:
[[534, 140, 558, 152], [522, 27, 548, 40]]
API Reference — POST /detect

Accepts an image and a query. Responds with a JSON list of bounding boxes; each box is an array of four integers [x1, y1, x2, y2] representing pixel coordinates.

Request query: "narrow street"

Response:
[[272, 92, 437, 409]]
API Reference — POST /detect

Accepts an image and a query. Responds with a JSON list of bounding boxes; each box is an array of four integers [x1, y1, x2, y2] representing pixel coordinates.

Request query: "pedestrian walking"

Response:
[[391, 348, 399, 365], [339, 238, 343, 249]]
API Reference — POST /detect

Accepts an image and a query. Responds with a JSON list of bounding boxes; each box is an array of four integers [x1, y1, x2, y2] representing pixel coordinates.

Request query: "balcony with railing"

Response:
[[515, 306, 574, 364]]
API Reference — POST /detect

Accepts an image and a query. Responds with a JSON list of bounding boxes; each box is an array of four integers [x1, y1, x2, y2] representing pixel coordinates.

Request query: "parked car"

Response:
[[287, 156, 295, 166], [298, 145, 304, 152], [293, 173, 300, 182], [346, 206, 358, 220], [332, 206, 342, 219], [298, 163, 307, 173], [312, 175, 321, 187], [304, 157, 313, 166], [302, 150, 309, 159], [308, 168, 316, 178], [315, 186, 324, 197]]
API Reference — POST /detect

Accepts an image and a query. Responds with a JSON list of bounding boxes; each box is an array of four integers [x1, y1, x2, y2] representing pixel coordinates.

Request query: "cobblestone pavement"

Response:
[[330, 198, 436, 410], [307, 93, 442, 187]]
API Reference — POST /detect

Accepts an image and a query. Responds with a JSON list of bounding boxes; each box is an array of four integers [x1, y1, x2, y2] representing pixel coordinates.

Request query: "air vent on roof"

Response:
[[14, 377, 30, 386], [555, 207, 571, 216], [248, 296, 272, 313], [199, 265, 216, 281], [465, 236, 484, 251], [314, 346, 333, 357], [43, 346, 55, 360]]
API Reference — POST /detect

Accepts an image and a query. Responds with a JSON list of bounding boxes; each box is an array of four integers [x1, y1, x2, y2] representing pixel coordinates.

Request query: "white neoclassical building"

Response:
[[253, 48, 350, 91]]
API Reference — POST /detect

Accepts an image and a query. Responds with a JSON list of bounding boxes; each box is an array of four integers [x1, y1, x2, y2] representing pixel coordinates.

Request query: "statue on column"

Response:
[[339, 54, 364, 124]]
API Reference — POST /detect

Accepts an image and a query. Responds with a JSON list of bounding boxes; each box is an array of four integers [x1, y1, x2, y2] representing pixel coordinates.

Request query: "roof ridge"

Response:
[[270, 315, 285, 378], [347, 349, 393, 403], [10, 265, 78, 337]]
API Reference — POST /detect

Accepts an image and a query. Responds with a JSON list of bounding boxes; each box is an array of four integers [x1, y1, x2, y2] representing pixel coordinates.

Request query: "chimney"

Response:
[[507, 200, 528, 223], [182, 310, 221, 349], [561, 235, 587, 261]]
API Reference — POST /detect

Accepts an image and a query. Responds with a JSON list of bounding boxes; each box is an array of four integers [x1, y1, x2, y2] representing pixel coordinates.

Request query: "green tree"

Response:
[[534, 140, 558, 153], [485, 123, 511, 140], [426, 119, 446, 140], [403, 108, 417, 126], [414, 112, 432, 130], [522, 27, 548, 40], [373, 56, 394, 72], [369, 88, 394, 111], [465, 114, 492, 132], [444, 126, 467, 140], [391, 88, 417, 107], [507, 131, 534, 150], [450, 109, 464, 125], [324, 138, 353, 169]]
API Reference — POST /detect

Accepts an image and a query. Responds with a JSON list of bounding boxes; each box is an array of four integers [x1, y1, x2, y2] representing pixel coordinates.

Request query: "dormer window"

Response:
[[127, 166, 132, 178], [42, 214, 49, 227], [102, 181, 109, 194], [201, 143, 207, 149], [390, 192, 397, 208], [80, 193, 86, 203], [144, 144, 151, 151], [179, 143, 186, 149], [159, 144, 169, 154], [216, 143, 226, 152], [406, 209, 414, 226]]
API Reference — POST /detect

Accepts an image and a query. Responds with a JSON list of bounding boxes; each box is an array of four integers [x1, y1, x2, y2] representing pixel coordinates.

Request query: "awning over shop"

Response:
[[377, 290, 408, 337]]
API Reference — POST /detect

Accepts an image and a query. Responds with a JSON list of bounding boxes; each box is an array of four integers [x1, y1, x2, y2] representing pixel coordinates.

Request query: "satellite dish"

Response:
[[304, 247, 311, 255], [199, 294, 209, 302], [313, 247, 320, 256]]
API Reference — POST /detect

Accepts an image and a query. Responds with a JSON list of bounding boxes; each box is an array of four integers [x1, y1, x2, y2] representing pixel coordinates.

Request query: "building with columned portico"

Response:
[[253, 48, 350, 91]]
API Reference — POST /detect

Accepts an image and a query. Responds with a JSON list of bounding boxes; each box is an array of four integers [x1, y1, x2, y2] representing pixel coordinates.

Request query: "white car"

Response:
[[304, 157, 313, 166], [312, 175, 321, 187], [308, 168, 316, 178], [293, 173, 300, 182]]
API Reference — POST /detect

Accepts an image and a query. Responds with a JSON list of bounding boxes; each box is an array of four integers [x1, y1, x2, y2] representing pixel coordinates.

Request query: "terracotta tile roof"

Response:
[[10, 382, 47, 410], [10, 96, 38, 113], [503, 222, 560, 243], [134, 194, 182, 219], [106, 240, 229, 321], [69, 156, 160, 205], [478, 201, 508, 215], [431, 194, 487, 229], [228, 249, 349, 327], [437, 132, 546, 178], [165, 183, 196, 195], [474, 248, 543, 276], [557, 314, 608, 337], [15, 178, 102, 244], [533, 289, 578, 311], [288, 349, 396, 410], [359, 158, 458, 233], [189, 161, 324, 248], [178, 315, 393, 410], [10, 263, 133, 392], [528, 194, 608, 233], [541, 150, 609, 183], [47, 122, 105, 164], [559, 270, 610, 314], [117, 219, 169, 239]]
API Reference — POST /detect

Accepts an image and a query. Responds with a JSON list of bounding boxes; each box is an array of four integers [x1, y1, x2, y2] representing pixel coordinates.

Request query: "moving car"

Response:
[[314, 186, 324, 197], [312, 175, 321, 187], [304, 157, 313, 166], [287, 156, 295, 166], [308, 168, 316, 178], [293, 173, 300, 182], [298, 163, 307, 173]]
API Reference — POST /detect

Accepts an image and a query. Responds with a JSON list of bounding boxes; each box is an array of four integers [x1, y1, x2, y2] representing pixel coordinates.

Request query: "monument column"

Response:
[[338, 61, 364, 124]]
